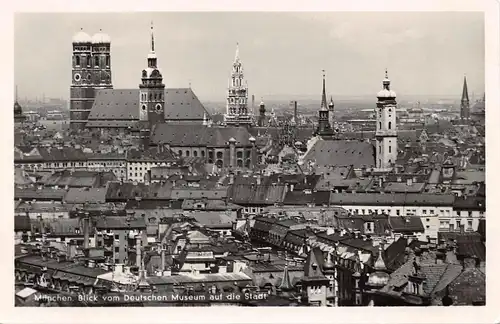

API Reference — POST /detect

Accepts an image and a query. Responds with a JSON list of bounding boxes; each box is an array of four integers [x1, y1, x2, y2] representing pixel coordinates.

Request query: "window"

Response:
[[95, 56, 99, 67], [185, 151, 190, 157], [388, 121, 392, 130], [423, 210, 427, 214], [178, 150, 182, 156], [467, 220, 473, 231], [106, 56, 110, 67], [379, 146, 381, 154], [75, 56, 80, 66], [114, 247, 119, 253], [379, 122, 382, 129], [396, 209, 400, 216], [388, 146, 391, 153], [193, 151, 198, 157]]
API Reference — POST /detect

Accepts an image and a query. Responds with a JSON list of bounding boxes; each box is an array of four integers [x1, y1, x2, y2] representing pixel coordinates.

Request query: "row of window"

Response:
[[140, 92, 163, 101], [74, 55, 110, 68]]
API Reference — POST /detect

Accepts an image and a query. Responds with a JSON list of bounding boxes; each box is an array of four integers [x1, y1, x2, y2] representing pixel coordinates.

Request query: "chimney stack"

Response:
[[83, 212, 90, 250], [161, 247, 166, 273], [136, 234, 142, 268]]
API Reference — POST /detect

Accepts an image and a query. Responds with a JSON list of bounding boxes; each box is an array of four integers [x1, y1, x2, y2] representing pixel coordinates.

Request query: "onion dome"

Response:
[[92, 29, 111, 44], [367, 245, 389, 288], [229, 137, 237, 143], [72, 29, 92, 43], [377, 70, 397, 99], [249, 136, 256, 143]]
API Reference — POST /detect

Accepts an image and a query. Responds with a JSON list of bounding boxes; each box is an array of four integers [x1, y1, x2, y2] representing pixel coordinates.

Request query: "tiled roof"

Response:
[[388, 216, 425, 233], [15, 187, 67, 201], [39, 170, 116, 188], [64, 187, 107, 204], [88, 89, 140, 120], [383, 182, 426, 193], [329, 192, 455, 206], [228, 184, 286, 205], [126, 147, 177, 162], [303, 247, 326, 279], [164, 88, 211, 121], [170, 188, 228, 200], [95, 216, 146, 229], [453, 196, 485, 211], [87, 88, 211, 123], [190, 211, 233, 228], [302, 139, 375, 168], [151, 125, 253, 147], [448, 267, 485, 305]]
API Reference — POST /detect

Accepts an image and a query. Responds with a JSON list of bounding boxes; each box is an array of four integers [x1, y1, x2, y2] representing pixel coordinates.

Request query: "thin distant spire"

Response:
[[235, 42, 240, 61], [385, 68, 388, 79], [150, 21, 155, 52], [462, 75, 469, 102], [321, 70, 327, 110], [15, 85, 18, 102]]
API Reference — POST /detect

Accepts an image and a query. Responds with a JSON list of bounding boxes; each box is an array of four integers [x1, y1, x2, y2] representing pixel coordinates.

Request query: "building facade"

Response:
[[224, 44, 252, 126], [70, 29, 113, 130]]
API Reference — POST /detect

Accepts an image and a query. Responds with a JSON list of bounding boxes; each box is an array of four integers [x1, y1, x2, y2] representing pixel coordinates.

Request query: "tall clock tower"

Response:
[[139, 22, 165, 127], [70, 29, 95, 130], [375, 70, 398, 170], [91, 29, 113, 90]]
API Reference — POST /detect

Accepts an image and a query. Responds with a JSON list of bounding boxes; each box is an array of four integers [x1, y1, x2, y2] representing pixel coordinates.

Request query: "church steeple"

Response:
[[139, 21, 165, 126], [320, 70, 328, 111], [147, 21, 157, 68], [461, 75, 470, 120], [316, 70, 334, 138]]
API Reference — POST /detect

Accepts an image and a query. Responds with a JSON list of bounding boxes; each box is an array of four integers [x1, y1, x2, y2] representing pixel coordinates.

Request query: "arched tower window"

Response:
[[389, 146, 392, 153], [379, 122, 382, 129], [95, 56, 99, 67], [75, 56, 80, 66], [106, 56, 110, 67], [388, 121, 392, 130], [87, 55, 91, 67]]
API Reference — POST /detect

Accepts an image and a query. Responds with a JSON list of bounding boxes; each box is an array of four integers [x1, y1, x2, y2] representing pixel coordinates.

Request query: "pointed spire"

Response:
[[235, 42, 240, 62], [329, 96, 334, 108], [150, 21, 155, 53], [383, 69, 390, 90], [462, 75, 469, 102], [279, 264, 293, 291], [321, 70, 328, 110]]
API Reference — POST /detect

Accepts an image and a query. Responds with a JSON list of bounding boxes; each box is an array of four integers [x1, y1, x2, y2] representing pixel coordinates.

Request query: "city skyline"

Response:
[[15, 12, 484, 102]]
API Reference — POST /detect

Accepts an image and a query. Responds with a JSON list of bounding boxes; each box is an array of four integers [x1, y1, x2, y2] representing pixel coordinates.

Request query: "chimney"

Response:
[[256, 174, 261, 185], [83, 212, 90, 250], [229, 172, 234, 185], [136, 234, 142, 268], [290, 184, 295, 191], [406, 178, 413, 186], [250, 137, 257, 168]]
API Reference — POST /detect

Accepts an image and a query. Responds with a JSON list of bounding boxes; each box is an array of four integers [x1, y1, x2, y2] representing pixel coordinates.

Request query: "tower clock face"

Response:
[[74, 73, 81, 82], [155, 104, 162, 112]]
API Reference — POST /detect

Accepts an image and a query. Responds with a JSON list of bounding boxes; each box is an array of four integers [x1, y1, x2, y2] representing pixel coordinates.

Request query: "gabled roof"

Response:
[[228, 184, 286, 205], [303, 247, 326, 279], [64, 188, 107, 204], [164, 88, 211, 121], [302, 139, 375, 169], [87, 88, 211, 123]]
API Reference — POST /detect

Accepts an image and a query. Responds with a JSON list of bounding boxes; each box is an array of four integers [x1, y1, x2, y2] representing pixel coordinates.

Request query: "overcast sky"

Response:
[[15, 12, 484, 101]]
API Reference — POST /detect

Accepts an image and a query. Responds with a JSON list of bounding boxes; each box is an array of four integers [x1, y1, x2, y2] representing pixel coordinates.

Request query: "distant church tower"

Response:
[[139, 22, 165, 127], [70, 28, 112, 130], [460, 75, 470, 120], [316, 71, 334, 138], [224, 43, 252, 126], [328, 96, 335, 130], [375, 70, 398, 170], [258, 99, 266, 127]]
